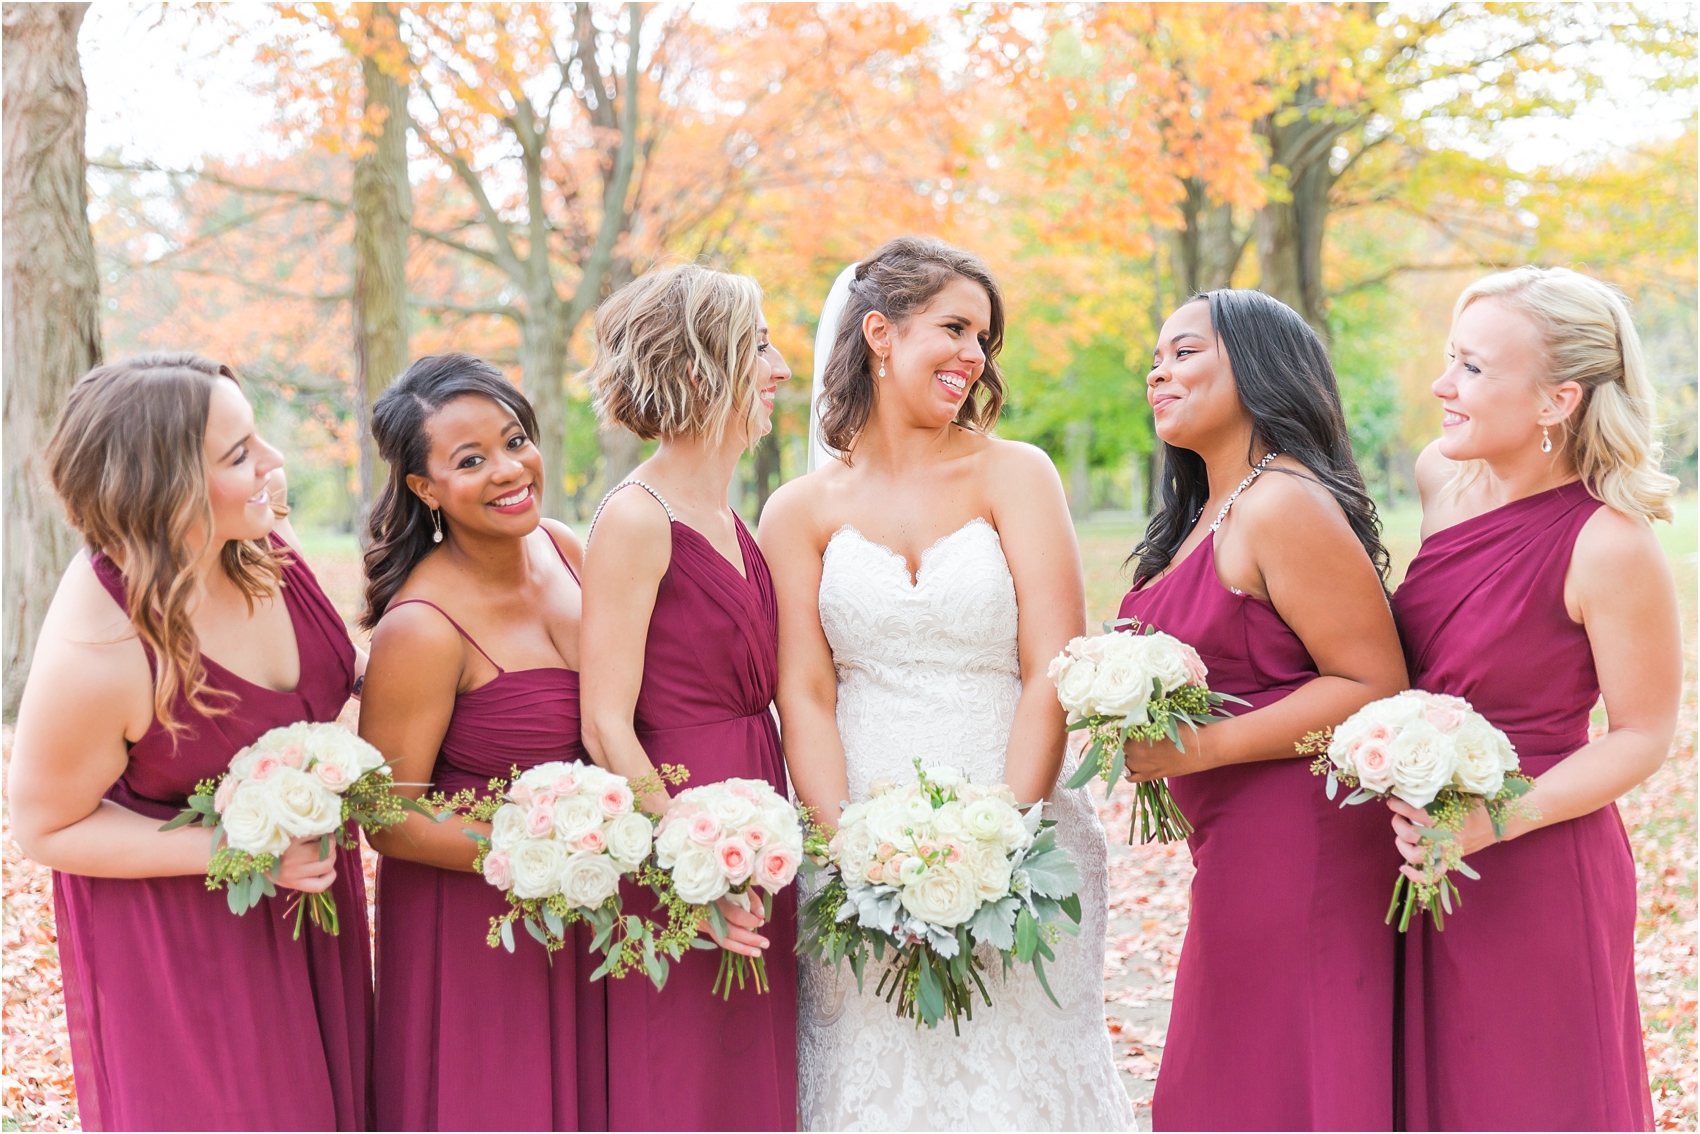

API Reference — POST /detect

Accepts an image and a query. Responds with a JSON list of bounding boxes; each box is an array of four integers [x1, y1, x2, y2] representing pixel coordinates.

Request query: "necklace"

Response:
[[1192, 451, 1279, 532]]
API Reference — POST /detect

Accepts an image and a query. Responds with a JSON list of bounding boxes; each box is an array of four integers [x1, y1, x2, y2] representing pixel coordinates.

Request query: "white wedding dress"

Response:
[[798, 518, 1135, 1132]]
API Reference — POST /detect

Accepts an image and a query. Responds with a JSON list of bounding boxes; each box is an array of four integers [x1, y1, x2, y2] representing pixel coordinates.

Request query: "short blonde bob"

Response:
[[1451, 266, 1677, 523], [586, 263, 765, 447]]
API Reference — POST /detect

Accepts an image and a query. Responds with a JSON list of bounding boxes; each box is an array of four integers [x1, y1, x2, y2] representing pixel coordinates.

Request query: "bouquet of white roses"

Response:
[[1053, 620, 1246, 843], [162, 721, 433, 936], [1300, 689, 1534, 931], [652, 778, 805, 997], [799, 762, 1083, 1032], [466, 760, 691, 984]]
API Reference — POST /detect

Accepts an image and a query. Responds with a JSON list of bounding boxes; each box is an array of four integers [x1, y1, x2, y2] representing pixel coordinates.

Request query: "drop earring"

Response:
[[878, 354, 886, 379], [1541, 426, 1553, 454], [430, 508, 444, 543]]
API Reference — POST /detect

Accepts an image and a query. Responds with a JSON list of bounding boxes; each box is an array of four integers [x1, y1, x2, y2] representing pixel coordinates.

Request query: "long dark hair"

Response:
[[819, 236, 1006, 461], [361, 353, 540, 629], [1130, 289, 1390, 587]]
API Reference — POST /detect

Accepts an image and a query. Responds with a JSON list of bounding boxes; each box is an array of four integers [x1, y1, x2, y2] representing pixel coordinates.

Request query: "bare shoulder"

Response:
[[539, 518, 585, 572], [1571, 502, 1668, 579], [1238, 464, 1353, 540], [1413, 441, 1454, 506], [21, 553, 152, 736], [367, 594, 468, 663], [588, 482, 673, 547], [981, 437, 1065, 509]]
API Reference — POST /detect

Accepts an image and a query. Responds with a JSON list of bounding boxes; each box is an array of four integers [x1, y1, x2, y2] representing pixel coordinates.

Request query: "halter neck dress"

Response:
[[595, 481, 798, 1132], [372, 536, 607, 1131], [1117, 505, 1402, 1131], [55, 541, 370, 1131], [1392, 480, 1652, 1131]]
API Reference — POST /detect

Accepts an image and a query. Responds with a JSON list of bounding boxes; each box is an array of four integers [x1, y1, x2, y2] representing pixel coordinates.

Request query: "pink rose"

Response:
[[715, 837, 754, 884], [578, 829, 606, 853], [531, 788, 558, 811], [598, 783, 633, 818], [1178, 644, 1209, 686], [482, 850, 512, 889], [213, 775, 238, 814], [510, 782, 535, 807], [688, 812, 723, 846], [882, 858, 904, 885], [1356, 741, 1396, 792], [917, 841, 938, 861], [525, 804, 555, 838], [1424, 706, 1464, 733], [1365, 723, 1392, 743], [251, 754, 281, 781], [728, 781, 760, 801], [553, 772, 579, 795], [314, 763, 349, 791], [876, 842, 896, 862], [755, 846, 799, 890], [863, 862, 885, 884], [743, 825, 771, 850], [943, 842, 962, 864], [278, 745, 306, 769]]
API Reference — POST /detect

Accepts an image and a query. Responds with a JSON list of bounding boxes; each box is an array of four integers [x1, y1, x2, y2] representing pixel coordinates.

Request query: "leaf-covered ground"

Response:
[[3, 517, 1694, 1129]]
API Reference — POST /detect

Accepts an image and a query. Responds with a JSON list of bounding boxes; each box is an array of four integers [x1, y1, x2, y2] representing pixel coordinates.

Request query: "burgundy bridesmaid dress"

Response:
[[372, 542, 607, 1131], [1393, 480, 1653, 1131], [601, 483, 797, 1132], [54, 544, 370, 1132], [1119, 530, 1402, 1131]]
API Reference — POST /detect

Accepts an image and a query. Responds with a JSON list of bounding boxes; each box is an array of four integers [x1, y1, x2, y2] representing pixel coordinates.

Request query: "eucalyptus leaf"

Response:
[[500, 918, 516, 953], [1325, 773, 1339, 801]]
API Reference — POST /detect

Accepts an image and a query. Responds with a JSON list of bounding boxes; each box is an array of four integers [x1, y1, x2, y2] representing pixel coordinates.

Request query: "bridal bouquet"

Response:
[[1054, 621, 1246, 843], [162, 721, 432, 936], [799, 762, 1083, 1032], [651, 778, 805, 997], [1300, 689, 1534, 931]]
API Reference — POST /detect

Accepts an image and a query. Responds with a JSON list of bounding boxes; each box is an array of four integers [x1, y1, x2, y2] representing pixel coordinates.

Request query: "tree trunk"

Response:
[[517, 307, 570, 519], [1169, 179, 1247, 300], [598, 423, 641, 502], [753, 429, 780, 515], [1065, 418, 1091, 519], [1255, 92, 1339, 340], [3, 2, 101, 714], [351, 2, 412, 531]]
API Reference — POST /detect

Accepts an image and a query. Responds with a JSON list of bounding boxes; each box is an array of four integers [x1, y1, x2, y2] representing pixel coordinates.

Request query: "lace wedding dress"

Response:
[[798, 518, 1135, 1132]]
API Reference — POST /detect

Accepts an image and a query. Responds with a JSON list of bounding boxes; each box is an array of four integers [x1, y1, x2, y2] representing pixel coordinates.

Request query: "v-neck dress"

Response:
[[598, 486, 798, 1131], [55, 542, 369, 1131]]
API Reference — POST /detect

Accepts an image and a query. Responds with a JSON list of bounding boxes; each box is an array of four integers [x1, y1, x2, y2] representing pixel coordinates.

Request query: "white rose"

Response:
[[998, 807, 1032, 852], [604, 812, 654, 871], [552, 794, 604, 844], [1492, 724, 1520, 772], [306, 736, 367, 794], [1140, 635, 1195, 691], [671, 844, 729, 906], [307, 723, 385, 775], [1054, 658, 1099, 718], [900, 863, 981, 927], [960, 840, 1014, 902], [517, 762, 568, 792], [931, 802, 966, 838], [963, 798, 1008, 843], [836, 823, 879, 872], [901, 793, 935, 827], [705, 791, 757, 832], [654, 816, 691, 867], [559, 850, 622, 908], [1449, 716, 1507, 797], [1389, 719, 1456, 808], [1071, 634, 1111, 664], [924, 766, 966, 790], [1087, 652, 1154, 724], [1383, 692, 1429, 728], [508, 838, 567, 900], [220, 779, 291, 856], [489, 803, 528, 852], [262, 766, 343, 839], [866, 797, 910, 847]]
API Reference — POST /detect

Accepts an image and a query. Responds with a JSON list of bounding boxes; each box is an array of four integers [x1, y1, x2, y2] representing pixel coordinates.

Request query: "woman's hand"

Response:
[[703, 891, 769, 958], [1124, 730, 1209, 782], [1388, 798, 1495, 881], [272, 836, 339, 893]]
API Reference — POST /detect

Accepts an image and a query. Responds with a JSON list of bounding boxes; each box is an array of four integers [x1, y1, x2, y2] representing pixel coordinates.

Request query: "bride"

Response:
[[758, 237, 1134, 1131]]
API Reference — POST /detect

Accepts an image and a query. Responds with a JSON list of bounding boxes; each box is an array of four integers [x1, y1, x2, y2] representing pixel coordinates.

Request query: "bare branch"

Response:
[[91, 159, 350, 211], [126, 261, 349, 303]]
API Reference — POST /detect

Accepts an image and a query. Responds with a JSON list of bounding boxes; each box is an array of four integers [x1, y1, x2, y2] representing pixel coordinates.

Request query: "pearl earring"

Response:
[[878, 355, 886, 379], [431, 508, 444, 543], [1541, 426, 1553, 454]]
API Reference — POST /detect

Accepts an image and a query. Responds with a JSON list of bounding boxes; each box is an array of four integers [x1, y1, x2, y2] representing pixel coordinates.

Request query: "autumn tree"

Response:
[[3, 2, 103, 712]]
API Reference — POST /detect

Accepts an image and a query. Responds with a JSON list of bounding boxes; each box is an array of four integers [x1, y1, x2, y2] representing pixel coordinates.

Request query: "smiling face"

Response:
[[406, 394, 544, 541], [1146, 299, 1251, 452], [1433, 296, 1576, 464], [201, 377, 284, 549], [746, 316, 792, 442], [866, 274, 992, 429]]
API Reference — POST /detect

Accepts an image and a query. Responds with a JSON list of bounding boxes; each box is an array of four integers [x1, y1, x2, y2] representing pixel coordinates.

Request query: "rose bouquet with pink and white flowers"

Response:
[[1301, 689, 1534, 931], [469, 760, 688, 984], [651, 778, 805, 997], [1053, 620, 1247, 844], [162, 721, 432, 936]]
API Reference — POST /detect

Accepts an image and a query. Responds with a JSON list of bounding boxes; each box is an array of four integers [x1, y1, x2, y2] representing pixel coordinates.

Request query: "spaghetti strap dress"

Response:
[[1392, 480, 1652, 1131], [1117, 527, 1402, 1131], [597, 481, 798, 1132], [372, 539, 607, 1131], [54, 541, 370, 1132]]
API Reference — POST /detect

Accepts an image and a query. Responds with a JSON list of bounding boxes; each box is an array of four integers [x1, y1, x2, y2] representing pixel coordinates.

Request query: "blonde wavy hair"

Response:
[[586, 263, 766, 448], [1452, 266, 1678, 523], [47, 354, 286, 737]]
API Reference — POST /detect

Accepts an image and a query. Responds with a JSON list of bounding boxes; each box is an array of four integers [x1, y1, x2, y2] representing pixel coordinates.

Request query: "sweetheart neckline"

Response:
[[826, 516, 999, 588]]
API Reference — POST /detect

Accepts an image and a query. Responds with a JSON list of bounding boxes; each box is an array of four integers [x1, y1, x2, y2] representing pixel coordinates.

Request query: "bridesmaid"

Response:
[[579, 263, 796, 1131], [356, 355, 606, 1131], [1390, 267, 1680, 1131], [8, 354, 370, 1130], [1116, 291, 1409, 1130]]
